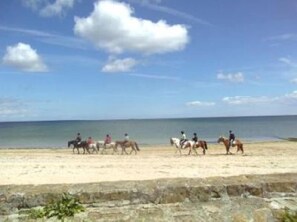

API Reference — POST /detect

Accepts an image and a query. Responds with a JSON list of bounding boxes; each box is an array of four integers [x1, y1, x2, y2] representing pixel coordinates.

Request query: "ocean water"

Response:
[[0, 115, 296, 148]]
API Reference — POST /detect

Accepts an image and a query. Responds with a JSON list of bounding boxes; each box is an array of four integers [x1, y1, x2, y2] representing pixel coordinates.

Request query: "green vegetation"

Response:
[[281, 208, 297, 222], [29, 193, 85, 221]]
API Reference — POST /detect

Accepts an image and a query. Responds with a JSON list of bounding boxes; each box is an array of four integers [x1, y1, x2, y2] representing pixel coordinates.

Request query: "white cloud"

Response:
[[74, 0, 189, 55], [222, 96, 275, 105], [22, 0, 75, 17], [222, 91, 297, 106], [284, 91, 297, 100], [40, 0, 75, 17], [102, 57, 137, 73], [186, 101, 215, 107], [2, 42, 48, 72], [217, 72, 244, 83]]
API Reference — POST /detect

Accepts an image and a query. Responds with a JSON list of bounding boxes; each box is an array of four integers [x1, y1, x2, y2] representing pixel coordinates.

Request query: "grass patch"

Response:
[[29, 193, 85, 221]]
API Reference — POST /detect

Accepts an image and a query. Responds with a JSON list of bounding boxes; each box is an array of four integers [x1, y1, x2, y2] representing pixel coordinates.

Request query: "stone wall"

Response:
[[0, 173, 296, 221]]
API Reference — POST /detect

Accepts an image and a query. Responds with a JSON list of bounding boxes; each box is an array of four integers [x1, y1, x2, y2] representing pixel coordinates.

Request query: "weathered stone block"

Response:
[[253, 208, 274, 222]]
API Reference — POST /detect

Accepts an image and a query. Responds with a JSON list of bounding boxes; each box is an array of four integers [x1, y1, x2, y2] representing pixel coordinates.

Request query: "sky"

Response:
[[0, 0, 297, 121]]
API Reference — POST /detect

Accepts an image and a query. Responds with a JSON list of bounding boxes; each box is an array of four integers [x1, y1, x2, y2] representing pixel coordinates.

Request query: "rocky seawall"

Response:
[[0, 173, 296, 221]]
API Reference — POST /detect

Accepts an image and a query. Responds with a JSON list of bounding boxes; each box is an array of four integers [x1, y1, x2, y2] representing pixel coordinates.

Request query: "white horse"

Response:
[[96, 140, 118, 154], [87, 142, 98, 154], [169, 137, 198, 155]]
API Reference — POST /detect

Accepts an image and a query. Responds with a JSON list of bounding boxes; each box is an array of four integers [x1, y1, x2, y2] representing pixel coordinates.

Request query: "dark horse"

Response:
[[192, 140, 208, 155], [67, 140, 90, 154], [217, 136, 244, 155]]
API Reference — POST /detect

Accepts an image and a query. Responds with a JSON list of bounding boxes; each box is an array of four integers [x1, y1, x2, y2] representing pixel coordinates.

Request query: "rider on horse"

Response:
[[192, 133, 198, 143], [180, 131, 187, 148], [229, 130, 235, 148], [104, 134, 112, 148], [76, 133, 82, 145]]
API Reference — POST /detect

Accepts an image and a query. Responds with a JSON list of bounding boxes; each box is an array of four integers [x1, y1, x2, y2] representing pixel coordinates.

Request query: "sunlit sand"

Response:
[[0, 141, 296, 185]]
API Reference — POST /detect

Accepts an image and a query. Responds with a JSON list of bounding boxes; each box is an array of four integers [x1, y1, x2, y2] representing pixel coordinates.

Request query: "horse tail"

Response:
[[204, 141, 208, 150], [135, 142, 140, 151]]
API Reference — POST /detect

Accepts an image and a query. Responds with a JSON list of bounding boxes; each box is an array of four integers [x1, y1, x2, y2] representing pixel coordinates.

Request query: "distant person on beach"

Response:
[[180, 131, 187, 147], [76, 133, 82, 144], [192, 133, 198, 143], [229, 130, 235, 148], [104, 134, 112, 147]]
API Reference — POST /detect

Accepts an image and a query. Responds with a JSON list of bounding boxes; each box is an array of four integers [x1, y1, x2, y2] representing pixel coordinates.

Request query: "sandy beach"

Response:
[[0, 141, 296, 185]]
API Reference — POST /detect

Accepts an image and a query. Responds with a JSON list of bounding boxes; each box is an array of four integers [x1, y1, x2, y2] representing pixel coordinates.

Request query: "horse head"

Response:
[[217, 136, 224, 143]]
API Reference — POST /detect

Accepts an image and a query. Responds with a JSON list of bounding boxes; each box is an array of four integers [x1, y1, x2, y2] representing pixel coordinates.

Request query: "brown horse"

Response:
[[115, 140, 140, 155], [67, 140, 90, 154], [192, 140, 208, 155], [217, 136, 244, 155]]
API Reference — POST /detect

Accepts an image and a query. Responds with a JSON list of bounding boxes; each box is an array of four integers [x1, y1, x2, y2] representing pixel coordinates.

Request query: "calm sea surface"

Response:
[[0, 115, 296, 148]]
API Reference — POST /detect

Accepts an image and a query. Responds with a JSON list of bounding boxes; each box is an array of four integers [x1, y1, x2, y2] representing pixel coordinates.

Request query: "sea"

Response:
[[0, 115, 296, 148]]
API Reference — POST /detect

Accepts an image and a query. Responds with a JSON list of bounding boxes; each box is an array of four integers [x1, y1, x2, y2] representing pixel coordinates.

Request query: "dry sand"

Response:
[[0, 141, 296, 185]]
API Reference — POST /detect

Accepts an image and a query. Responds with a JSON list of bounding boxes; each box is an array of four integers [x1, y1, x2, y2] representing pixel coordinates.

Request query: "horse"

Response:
[[87, 142, 98, 154], [217, 136, 244, 155], [115, 140, 140, 155], [96, 140, 118, 154], [170, 138, 196, 155], [67, 140, 90, 154], [192, 140, 208, 155]]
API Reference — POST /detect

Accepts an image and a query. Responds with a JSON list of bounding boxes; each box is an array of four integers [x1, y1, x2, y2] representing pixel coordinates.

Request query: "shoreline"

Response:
[[0, 138, 292, 150], [0, 141, 296, 186]]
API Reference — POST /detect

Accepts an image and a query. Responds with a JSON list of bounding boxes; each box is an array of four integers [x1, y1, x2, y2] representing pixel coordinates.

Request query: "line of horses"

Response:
[[170, 136, 244, 155], [68, 136, 244, 155], [67, 140, 140, 155]]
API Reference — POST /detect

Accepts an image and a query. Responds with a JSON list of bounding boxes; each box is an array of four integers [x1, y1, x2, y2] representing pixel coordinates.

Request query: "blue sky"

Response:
[[0, 0, 297, 121]]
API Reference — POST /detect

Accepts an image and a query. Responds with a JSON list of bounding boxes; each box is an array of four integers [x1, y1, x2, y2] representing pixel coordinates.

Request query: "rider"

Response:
[[192, 133, 198, 143], [76, 133, 82, 145], [180, 131, 187, 148], [104, 134, 112, 148], [229, 130, 235, 148], [124, 133, 130, 145], [87, 136, 93, 145]]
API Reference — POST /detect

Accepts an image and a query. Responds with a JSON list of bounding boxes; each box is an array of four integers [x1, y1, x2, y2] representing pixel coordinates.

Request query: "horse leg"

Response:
[[122, 146, 128, 155], [240, 144, 244, 154], [193, 146, 198, 155], [93, 146, 97, 154], [188, 145, 192, 155], [202, 147, 205, 155]]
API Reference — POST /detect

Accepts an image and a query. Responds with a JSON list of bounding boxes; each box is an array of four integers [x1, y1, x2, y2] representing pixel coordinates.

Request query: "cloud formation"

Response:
[[74, 0, 189, 55], [2, 42, 48, 72], [102, 57, 137, 72], [186, 101, 215, 107], [222, 96, 274, 105], [222, 91, 297, 105], [22, 0, 75, 17], [217, 72, 244, 83]]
